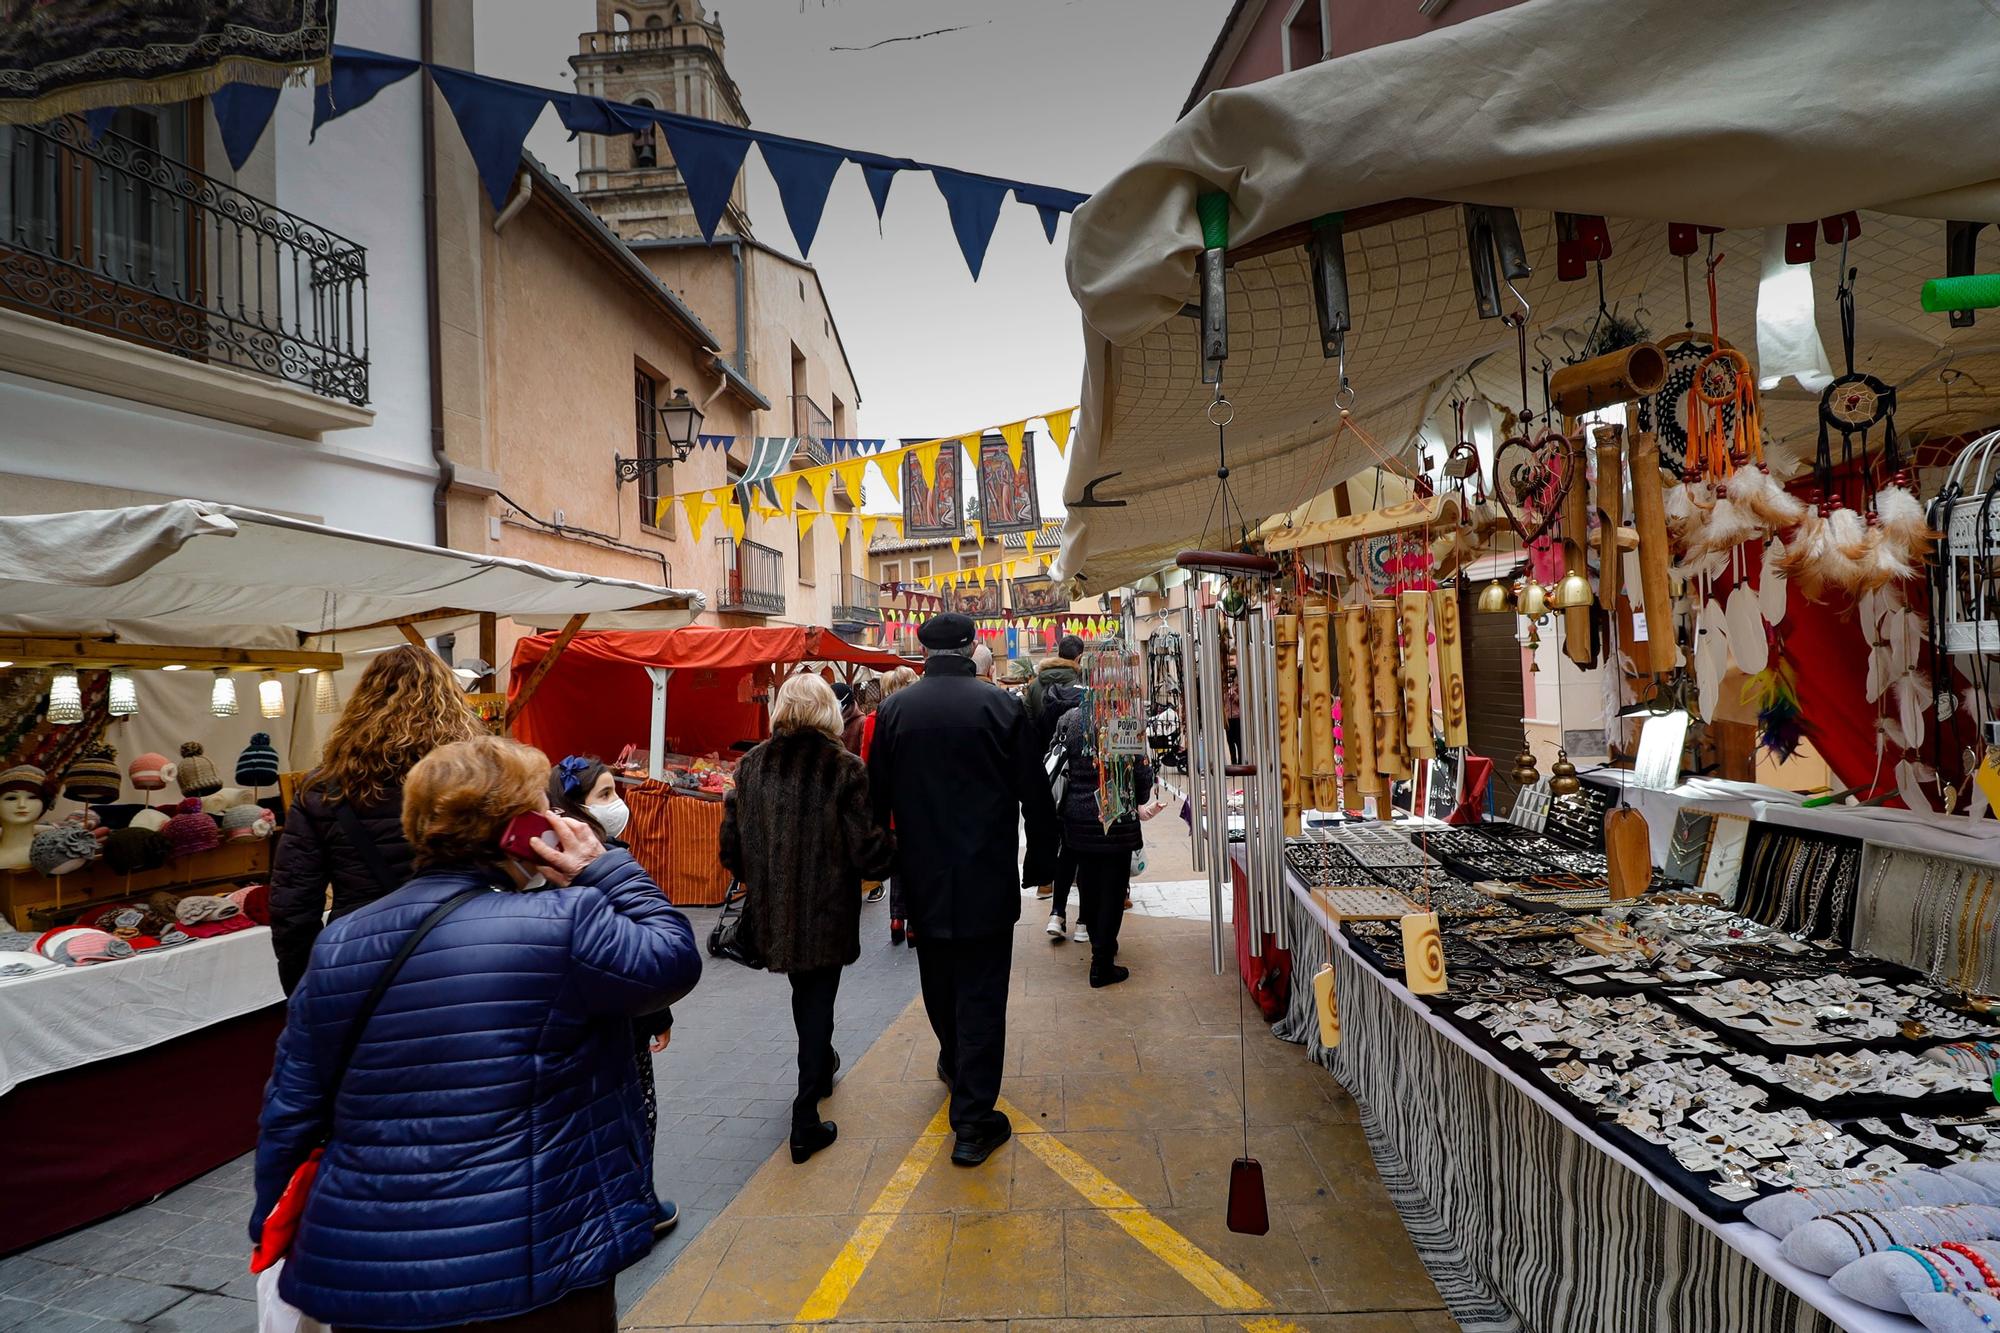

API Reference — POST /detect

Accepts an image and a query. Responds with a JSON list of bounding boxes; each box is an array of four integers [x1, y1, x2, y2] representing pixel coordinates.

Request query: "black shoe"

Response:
[[1090, 963, 1131, 989], [818, 1050, 841, 1100], [950, 1119, 1012, 1166], [790, 1120, 838, 1163], [651, 1199, 680, 1237]]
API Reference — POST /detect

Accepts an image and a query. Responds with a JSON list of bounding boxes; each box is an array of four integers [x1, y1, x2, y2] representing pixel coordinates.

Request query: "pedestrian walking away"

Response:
[[251, 736, 702, 1333], [868, 612, 1059, 1166], [719, 674, 895, 1164], [861, 665, 920, 942], [1053, 702, 1154, 987]]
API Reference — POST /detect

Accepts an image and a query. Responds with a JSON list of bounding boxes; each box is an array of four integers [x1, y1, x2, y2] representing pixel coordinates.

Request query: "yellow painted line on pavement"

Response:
[[786, 1100, 952, 1329], [1241, 1319, 1300, 1333], [999, 1097, 1269, 1312]]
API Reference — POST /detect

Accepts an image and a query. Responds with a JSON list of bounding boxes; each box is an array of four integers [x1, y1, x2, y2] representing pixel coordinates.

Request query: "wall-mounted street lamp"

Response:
[[615, 386, 705, 484]]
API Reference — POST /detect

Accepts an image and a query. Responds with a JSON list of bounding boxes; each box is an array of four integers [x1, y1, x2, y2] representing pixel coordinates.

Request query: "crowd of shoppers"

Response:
[[252, 614, 1152, 1326]]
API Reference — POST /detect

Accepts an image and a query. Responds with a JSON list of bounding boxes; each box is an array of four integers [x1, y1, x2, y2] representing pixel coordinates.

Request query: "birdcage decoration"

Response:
[[1930, 427, 2000, 656]]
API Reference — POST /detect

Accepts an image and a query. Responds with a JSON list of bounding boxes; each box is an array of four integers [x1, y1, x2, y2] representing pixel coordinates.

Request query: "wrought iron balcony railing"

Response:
[[833, 574, 881, 625], [717, 536, 784, 616], [0, 116, 369, 405]]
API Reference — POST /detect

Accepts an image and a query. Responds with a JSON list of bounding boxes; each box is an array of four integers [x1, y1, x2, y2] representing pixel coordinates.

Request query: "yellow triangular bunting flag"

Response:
[[680, 491, 714, 542], [773, 473, 800, 515], [832, 511, 851, 545], [1044, 408, 1074, 456], [959, 432, 982, 463], [869, 453, 900, 497], [722, 498, 745, 544], [804, 466, 833, 512], [950, 536, 962, 559], [834, 459, 869, 506], [888, 515, 905, 538], [796, 508, 818, 539], [1024, 531, 1038, 557], [999, 420, 1027, 470], [654, 496, 672, 529], [968, 520, 982, 544], [915, 441, 942, 490], [859, 514, 879, 548]]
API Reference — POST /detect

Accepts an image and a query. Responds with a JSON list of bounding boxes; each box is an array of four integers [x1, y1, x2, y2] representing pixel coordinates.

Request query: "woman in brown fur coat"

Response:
[[720, 673, 895, 1163]]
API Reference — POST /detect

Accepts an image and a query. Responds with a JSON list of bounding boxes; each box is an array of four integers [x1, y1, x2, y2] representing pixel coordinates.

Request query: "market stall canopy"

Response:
[[0, 501, 705, 638], [1054, 0, 2000, 593], [507, 625, 908, 765]]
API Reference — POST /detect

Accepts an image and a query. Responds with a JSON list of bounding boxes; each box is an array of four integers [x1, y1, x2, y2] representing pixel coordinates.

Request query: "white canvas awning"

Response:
[[1055, 0, 2000, 593], [0, 501, 705, 642]]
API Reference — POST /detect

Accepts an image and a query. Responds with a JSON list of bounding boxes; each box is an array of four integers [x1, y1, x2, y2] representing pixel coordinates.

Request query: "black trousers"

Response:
[[917, 930, 1012, 1140], [1075, 852, 1131, 966], [1049, 844, 1078, 919], [787, 966, 842, 1134], [335, 1281, 613, 1332], [1225, 716, 1243, 764]]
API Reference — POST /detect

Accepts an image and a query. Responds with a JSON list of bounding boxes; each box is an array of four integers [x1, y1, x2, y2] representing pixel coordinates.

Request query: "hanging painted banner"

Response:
[[976, 432, 1041, 536], [952, 583, 1004, 617], [1011, 575, 1065, 614], [902, 443, 964, 540], [0, 0, 333, 125]]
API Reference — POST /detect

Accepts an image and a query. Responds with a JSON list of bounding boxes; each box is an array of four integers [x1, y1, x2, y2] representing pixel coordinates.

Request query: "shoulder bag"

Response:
[[250, 885, 491, 1273]]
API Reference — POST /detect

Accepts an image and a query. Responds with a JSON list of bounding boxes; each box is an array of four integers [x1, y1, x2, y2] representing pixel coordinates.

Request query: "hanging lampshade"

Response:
[[1510, 747, 1541, 786], [1518, 581, 1550, 618], [47, 666, 83, 724], [1475, 578, 1513, 613], [1548, 749, 1581, 796], [210, 669, 238, 718], [107, 666, 138, 717], [313, 669, 339, 715], [258, 669, 285, 719], [1550, 571, 1594, 610]]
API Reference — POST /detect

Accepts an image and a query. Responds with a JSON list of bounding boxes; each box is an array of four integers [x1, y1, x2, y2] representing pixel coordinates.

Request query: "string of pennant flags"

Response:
[[655, 407, 1076, 546]]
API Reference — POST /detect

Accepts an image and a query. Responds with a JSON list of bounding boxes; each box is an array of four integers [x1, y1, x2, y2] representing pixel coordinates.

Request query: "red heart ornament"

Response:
[[1493, 428, 1575, 547]]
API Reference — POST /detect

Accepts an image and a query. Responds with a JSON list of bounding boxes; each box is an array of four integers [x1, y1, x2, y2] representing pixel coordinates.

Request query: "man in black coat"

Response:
[[868, 612, 1059, 1165]]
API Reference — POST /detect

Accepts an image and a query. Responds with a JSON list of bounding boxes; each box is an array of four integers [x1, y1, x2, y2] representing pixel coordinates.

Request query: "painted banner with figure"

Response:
[[902, 445, 964, 540], [977, 433, 1040, 536]]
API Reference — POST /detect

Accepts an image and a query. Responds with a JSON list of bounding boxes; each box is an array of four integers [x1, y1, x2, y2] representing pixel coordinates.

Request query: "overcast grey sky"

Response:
[[473, 0, 1220, 512]]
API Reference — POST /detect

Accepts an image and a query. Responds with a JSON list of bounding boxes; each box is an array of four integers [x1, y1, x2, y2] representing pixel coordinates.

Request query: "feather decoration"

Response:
[[1894, 672, 1928, 752], [1863, 533, 1916, 593], [1725, 464, 1807, 529], [1811, 506, 1872, 595], [1874, 485, 1936, 565], [1775, 510, 1831, 596], [1896, 756, 1936, 813], [1743, 658, 1804, 761], [1663, 482, 1695, 536], [1865, 645, 1890, 703], [1690, 495, 1757, 557], [1758, 539, 1789, 625]]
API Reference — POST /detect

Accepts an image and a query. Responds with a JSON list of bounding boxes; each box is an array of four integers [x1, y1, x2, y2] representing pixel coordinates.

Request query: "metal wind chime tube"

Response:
[[1182, 605, 1206, 877], [1197, 602, 1232, 973], [1254, 612, 1289, 950], [1241, 613, 1267, 947]]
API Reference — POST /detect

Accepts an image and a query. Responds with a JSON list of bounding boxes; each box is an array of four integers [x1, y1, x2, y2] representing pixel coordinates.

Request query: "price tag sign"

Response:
[[1105, 715, 1147, 756]]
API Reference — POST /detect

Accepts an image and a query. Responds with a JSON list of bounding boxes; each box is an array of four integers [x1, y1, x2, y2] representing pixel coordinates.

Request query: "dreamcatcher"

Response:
[[1641, 247, 1733, 477], [1814, 267, 1901, 513], [1684, 250, 1764, 481]]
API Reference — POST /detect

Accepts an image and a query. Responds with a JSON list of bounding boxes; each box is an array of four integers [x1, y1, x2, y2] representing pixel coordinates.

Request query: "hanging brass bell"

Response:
[[1475, 577, 1513, 614], [1548, 749, 1581, 796], [1550, 571, 1594, 611], [1511, 747, 1541, 786], [1518, 581, 1550, 619]]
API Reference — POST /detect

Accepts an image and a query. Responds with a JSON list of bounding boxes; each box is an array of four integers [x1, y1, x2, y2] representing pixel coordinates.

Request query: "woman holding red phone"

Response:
[[252, 737, 701, 1333]]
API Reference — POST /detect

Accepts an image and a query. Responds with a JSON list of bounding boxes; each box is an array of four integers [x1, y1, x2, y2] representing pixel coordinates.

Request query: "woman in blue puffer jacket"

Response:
[[251, 736, 702, 1333]]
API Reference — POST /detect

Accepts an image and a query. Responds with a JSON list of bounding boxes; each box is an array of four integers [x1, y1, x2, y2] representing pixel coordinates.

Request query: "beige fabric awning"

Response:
[[1054, 0, 2000, 593]]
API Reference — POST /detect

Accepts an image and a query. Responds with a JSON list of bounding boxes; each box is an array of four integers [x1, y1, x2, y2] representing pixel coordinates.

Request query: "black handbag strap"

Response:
[[331, 797, 398, 895], [324, 886, 492, 1114]]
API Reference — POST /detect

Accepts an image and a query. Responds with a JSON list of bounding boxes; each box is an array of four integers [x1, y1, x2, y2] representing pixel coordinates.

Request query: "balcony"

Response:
[[792, 393, 833, 467], [579, 28, 687, 55], [833, 574, 881, 626], [0, 116, 369, 409], [717, 537, 784, 616]]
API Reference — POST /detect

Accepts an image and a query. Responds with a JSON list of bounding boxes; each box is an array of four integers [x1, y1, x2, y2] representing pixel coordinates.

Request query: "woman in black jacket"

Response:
[[268, 646, 482, 994], [1055, 699, 1153, 988], [719, 674, 894, 1163]]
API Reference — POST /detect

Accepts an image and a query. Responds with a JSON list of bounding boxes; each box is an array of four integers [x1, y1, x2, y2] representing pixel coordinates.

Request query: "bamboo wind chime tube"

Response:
[[1430, 589, 1468, 748], [1594, 424, 1625, 612], [1368, 599, 1410, 788], [1303, 600, 1338, 809], [1397, 592, 1434, 761], [1336, 605, 1382, 801], [1562, 429, 1593, 665], [1627, 429, 1679, 673], [1275, 614, 1302, 836]]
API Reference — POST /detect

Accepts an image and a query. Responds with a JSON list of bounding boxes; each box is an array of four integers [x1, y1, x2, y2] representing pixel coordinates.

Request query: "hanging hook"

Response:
[[1335, 338, 1356, 410]]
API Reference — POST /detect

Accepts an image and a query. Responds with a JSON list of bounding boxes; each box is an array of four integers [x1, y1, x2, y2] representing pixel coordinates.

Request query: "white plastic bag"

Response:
[[258, 1262, 327, 1333]]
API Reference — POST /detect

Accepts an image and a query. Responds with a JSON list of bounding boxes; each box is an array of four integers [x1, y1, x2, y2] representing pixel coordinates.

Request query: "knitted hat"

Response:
[[61, 744, 121, 804], [174, 743, 221, 798], [0, 951, 55, 979], [174, 893, 241, 924], [90, 904, 173, 939], [220, 805, 275, 841], [236, 733, 280, 787], [29, 826, 100, 876], [35, 927, 133, 967], [163, 799, 221, 857], [129, 752, 175, 791], [225, 882, 271, 925], [201, 786, 252, 817], [129, 807, 170, 833], [103, 827, 171, 875], [0, 764, 49, 800]]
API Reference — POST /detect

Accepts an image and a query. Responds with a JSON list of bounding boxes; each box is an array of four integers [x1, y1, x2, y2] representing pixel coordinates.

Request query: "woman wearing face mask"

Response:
[[253, 737, 700, 1332], [548, 756, 676, 1233]]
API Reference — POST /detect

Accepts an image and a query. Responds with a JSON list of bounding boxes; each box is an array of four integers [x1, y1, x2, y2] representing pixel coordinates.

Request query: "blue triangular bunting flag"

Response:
[[656, 116, 753, 242], [430, 67, 549, 210], [697, 433, 735, 451], [210, 83, 281, 171], [932, 168, 1010, 280], [83, 106, 119, 143], [760, 138, 844, 258], [555, 92, 651, 138], [857, 159, 898, 222], [313, 46, 421, 139], [1034, 204, 1060, 243]]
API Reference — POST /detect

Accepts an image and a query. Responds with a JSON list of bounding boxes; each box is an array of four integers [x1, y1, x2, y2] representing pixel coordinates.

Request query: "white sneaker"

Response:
[[1046, 915, 1066, 939], [1073, 923, 1090, 943]]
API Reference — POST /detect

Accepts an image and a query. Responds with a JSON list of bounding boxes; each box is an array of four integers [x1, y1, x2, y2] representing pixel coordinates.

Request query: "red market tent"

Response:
[[507, 626, 908, 770]]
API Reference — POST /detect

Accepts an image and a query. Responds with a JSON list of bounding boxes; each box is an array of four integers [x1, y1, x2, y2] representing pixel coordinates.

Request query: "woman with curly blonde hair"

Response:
[[268, 645, 483, 993]]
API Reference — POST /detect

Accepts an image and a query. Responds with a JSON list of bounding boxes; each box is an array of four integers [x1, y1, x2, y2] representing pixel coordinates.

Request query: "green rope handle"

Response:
[[1923, 274, 2000, 313], [1197, 191, 1231, 250]]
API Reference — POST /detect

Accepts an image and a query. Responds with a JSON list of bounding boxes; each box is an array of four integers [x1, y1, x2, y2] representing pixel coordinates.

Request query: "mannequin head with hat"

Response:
[[0, 765, 49, 872]]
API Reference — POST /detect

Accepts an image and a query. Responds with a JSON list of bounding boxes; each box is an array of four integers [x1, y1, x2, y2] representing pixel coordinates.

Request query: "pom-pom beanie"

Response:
[[174, 742, 221, 798], [235, 733, 280, 787], [62, 744, 121, 804], [163, 799, 221, 857]]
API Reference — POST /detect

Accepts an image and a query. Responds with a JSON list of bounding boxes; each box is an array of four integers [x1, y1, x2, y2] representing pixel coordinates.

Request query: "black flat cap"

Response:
[[918, 611, 976, 650]]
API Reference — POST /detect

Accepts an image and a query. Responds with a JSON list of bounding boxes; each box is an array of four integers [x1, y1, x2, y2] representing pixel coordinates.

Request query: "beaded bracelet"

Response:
[[1942, 1243, 2000, 1293], [1890, 1244, 1948, 1292]]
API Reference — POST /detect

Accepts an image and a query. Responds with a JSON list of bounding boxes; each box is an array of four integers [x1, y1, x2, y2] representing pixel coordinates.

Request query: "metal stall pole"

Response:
[[1198, 602, 1230, 973]]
